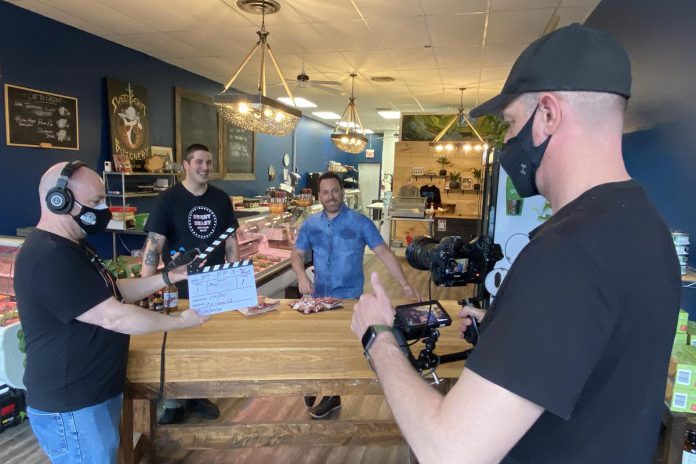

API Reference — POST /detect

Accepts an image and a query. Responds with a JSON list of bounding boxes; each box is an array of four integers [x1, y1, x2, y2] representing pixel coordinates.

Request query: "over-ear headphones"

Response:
[[45, 160, 86, 214]]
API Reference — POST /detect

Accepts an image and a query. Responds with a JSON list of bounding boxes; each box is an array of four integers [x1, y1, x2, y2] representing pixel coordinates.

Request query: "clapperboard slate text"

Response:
[[188, 260, 258, 315]]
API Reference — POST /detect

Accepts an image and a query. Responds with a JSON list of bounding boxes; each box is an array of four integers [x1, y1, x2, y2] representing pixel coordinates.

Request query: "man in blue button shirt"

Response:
[[291, 171, 419, 419]]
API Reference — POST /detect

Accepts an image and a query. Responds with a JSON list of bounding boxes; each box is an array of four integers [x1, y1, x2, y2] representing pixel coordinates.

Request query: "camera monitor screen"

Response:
[[395, 300, 451, 338]]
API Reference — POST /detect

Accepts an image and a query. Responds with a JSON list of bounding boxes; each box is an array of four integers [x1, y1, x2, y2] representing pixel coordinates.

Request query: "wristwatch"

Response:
[[361, 324, 393, 357]]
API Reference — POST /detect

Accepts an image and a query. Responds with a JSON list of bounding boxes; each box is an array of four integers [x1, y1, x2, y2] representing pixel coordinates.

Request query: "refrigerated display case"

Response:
[[0, 235, 25, 389]]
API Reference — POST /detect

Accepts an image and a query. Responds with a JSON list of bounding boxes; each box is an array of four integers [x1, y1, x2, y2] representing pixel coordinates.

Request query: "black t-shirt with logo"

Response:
[[419, 184, 441, 208], [466, 180, 681, 463], [145, 182, 238, 270], [14, 229, 128, 412]]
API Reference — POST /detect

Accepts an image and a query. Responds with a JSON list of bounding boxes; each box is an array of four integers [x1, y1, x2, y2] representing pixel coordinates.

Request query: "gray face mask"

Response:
[[71, 202, 112, 235], [499, 107, 552, 198]]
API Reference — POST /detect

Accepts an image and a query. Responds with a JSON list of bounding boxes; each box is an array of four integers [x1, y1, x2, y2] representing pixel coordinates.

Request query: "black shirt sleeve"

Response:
[[144, 189, 171, 236], [32, 247, 115, 324], [466, 235, 619, 419]]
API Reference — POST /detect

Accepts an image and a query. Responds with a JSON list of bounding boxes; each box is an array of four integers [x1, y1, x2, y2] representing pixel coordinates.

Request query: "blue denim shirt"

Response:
[[295, 204, 384, 299]]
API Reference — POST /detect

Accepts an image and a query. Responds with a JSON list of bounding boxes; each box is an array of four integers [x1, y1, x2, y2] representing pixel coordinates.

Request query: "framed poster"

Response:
[[145, 146, 174, 173], [221, 118, 255, 180], [174, 87, 221, 179], [107, 78, 151, 171], [4, 84, 79, 150]]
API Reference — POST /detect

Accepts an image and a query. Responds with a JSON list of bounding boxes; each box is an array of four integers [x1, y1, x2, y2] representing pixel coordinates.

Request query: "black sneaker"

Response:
[[158, 407, 185, 425], [309, 396, 341, 420], [304, 395, 317, 408], [186, 398, 220, 420]]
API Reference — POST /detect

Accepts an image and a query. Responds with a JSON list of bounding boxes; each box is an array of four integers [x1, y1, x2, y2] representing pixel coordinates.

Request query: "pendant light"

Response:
[[430, 88, 487, 154], [331, 73, 368, 154], [214, 0, 301, 137]]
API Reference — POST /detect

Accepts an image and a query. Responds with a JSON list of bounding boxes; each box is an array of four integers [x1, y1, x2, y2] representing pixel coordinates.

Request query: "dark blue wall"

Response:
[[587, 0, 696, 313], [0, 1, 382, 251]]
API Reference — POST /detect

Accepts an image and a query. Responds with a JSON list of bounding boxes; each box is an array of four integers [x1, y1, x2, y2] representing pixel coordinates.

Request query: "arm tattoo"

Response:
[[144, 232, 162, 267]]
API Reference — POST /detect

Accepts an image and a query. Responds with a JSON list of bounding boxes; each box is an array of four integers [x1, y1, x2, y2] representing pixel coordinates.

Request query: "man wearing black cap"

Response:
[[350, 23, 681, 463]]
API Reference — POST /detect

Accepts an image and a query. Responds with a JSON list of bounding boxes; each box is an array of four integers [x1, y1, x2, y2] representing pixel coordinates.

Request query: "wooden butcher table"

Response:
[[119, 299, 471, 463]]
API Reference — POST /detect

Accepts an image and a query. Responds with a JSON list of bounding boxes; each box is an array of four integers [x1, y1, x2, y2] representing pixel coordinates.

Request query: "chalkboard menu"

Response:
[[222, 119, 255, 180], [4, 84, 79, 150], [175, 87, 221, 178]]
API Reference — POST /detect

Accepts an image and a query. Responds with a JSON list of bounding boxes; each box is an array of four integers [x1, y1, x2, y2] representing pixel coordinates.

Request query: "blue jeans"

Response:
[[27, 394, 122, 464]]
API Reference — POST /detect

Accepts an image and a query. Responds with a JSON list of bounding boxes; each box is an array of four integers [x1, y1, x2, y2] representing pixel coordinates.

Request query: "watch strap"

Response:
[[361, 324, 393, 354], [161, 269, 173, 286]]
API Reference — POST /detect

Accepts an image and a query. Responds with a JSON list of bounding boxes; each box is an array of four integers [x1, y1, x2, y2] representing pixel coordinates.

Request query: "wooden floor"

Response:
[[0, 254, 665, 463]]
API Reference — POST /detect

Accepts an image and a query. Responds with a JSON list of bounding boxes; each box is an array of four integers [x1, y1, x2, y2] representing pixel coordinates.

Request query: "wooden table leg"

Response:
[[132, 399, 157, 464], [663, 406, 688, 464], [118, 397, 134, 464]]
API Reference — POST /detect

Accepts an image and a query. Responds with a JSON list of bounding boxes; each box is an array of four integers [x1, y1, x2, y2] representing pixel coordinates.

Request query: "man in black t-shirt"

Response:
[[349, 24, 681, 463], [15, 162, 208, 464], [142, 143, 239, 424]]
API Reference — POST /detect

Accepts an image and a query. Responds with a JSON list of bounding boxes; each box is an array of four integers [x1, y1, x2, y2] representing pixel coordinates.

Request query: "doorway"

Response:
[[358, 162, 381, 215]]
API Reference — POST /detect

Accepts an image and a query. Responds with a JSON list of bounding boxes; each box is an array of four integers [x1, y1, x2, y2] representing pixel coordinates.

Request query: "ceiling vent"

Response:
[[371, 76, 396, 83]]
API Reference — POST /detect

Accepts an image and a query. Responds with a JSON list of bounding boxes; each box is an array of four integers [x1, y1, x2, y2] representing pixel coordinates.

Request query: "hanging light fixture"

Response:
[[331, 73, 368, 154], [214, 0, 301, 137], [430, 88, 487, 154]]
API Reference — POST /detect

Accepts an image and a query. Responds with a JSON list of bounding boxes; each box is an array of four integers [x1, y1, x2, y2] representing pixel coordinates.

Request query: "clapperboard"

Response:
[[187, 227, 258, 315]]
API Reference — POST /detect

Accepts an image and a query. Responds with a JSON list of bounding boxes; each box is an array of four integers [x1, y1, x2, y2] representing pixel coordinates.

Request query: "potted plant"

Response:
[[435, 155, 453, 176], [471, 167, 482, 190], [448, 171, 462, 190]]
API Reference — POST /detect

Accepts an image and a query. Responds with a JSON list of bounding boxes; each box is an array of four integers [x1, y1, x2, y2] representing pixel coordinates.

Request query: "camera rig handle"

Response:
[[459, 298, 482, 346]]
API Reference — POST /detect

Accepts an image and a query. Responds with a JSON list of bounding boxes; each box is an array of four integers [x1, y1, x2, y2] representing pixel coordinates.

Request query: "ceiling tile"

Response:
[[366, 17, 430, 49], [298, 53, 356, 75], [262, 24, 334, 54], [479, 66, 512, 83], [491, 0, 560, 10], [340, 49, 438, 73], [104, 32, 202, 59], [42, 0, 153, 34], [313, 20, 381, 52], [426, 14, 486, 47], [97, 0, 255, 31], [486, 9, 555, 44], [285, 0, 363, 23], [10, 0, 112, 36], [421, 0, 487, 16], [432, 46, 482, 68], [481, 43, 527, 67], [166, 27, 258, 58], [353, 0, 423, 18], [556, 6, 598, 27], [438, 67, 483, 86], [560, 0, 601, 7]]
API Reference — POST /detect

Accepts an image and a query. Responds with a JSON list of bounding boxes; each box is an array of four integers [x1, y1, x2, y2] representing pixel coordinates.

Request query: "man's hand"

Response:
[[298, 275, 314, 295], [351, 272, 395, 339], [167, 252, 206, 283], [178, 308, 210, 328], [458, 305, 486, 339], [401, 284, 421, 301]]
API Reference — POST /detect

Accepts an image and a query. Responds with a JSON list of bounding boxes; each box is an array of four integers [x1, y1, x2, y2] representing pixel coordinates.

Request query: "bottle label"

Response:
[[164, 290, 178, 309], [683, 450, 696, 463]]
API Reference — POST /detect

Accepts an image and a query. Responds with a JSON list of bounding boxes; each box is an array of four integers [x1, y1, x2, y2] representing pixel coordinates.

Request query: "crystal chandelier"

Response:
[[214, 0, 301, 137], [331, 74, 368, 154], [430, 88, 487, 154]]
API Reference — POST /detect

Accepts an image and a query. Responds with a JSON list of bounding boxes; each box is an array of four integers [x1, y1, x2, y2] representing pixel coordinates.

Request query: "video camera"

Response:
[[406, 235, 502, 287]]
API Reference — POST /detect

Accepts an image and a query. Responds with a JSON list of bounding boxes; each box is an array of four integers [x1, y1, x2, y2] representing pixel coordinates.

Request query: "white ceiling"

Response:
[[7, 0, 600, 133]]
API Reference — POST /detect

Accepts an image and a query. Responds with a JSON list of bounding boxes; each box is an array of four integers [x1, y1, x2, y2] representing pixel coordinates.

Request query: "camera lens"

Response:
[[405, 236, 439, 270]]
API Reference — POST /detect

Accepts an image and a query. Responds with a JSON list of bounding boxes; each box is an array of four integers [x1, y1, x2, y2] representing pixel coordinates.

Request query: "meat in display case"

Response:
[[0, 236, 23, 327], [0, 235, 25, 390], [236, 213, 296, 279]]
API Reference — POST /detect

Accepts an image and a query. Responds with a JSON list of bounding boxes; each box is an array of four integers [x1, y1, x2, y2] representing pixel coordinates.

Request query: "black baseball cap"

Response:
[[470, 23, 631, 118]]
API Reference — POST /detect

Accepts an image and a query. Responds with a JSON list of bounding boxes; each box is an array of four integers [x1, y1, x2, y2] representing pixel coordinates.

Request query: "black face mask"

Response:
[[499, 107, 552, 198], [71, 202, 112, 235]]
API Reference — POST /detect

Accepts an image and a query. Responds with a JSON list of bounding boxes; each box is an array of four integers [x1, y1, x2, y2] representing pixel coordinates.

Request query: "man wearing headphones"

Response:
[[14, 161, 209, 464]]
